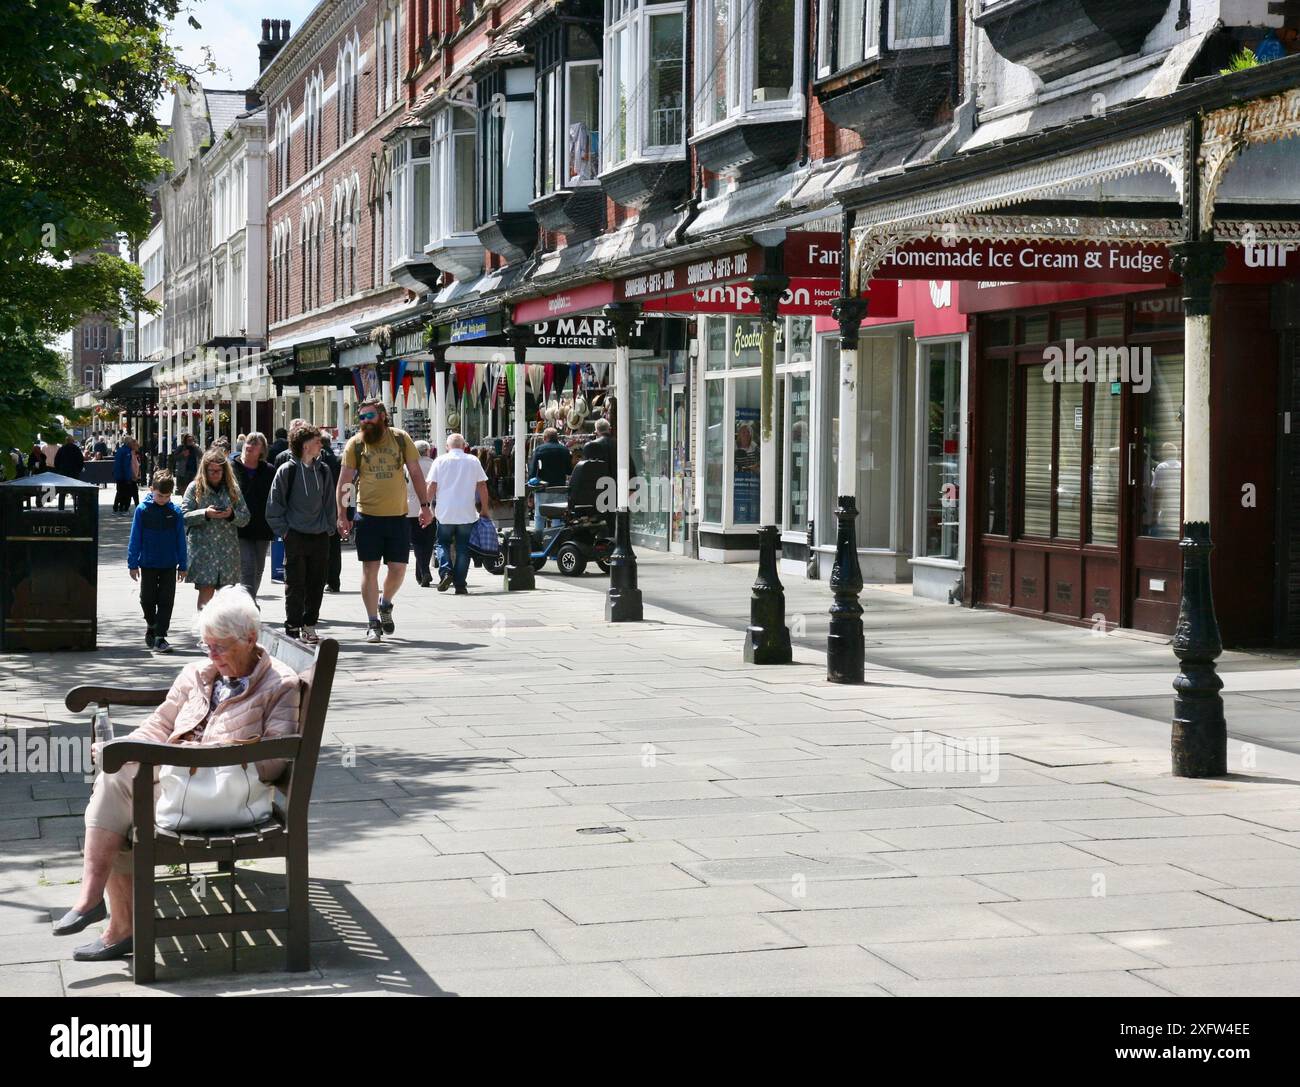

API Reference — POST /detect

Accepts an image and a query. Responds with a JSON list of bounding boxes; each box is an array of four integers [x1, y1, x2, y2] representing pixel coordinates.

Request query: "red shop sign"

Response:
[[512, 280, 617, 325], [618, 247, 762, 303], [643, 277, 898, 318], [875, 239, 1174, 283], [782, 232, 842, 278]]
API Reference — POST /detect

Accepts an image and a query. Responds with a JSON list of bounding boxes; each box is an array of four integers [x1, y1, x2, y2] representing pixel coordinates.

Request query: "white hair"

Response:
[[415, 439, 430, 457], [593, 418, 611, 435], [194, 586, 261, 642], [446, 433, 467, 450]]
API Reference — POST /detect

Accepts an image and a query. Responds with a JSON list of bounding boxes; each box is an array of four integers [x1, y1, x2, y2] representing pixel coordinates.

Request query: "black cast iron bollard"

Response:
[[745, 524, 792, 663], [606, 508, 643, 622], [827, 496, 865, 684], [505, 493, 535, 592], [1172, 522, 1226, 776]]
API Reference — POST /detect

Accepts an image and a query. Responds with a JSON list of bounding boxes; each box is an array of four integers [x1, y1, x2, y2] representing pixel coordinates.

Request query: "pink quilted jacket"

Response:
[[128, 647, 302, 782]]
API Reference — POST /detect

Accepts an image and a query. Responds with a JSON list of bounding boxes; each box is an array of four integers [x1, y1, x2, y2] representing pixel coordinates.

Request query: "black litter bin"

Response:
[[0, 472, 99, 651]]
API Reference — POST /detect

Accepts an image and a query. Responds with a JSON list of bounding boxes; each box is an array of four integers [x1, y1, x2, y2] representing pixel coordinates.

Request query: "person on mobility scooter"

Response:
[[519, 453, 616, 576]]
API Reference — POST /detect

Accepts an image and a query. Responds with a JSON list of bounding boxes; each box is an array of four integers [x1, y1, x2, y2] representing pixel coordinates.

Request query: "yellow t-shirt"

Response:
[[343, 428, 413, 517]]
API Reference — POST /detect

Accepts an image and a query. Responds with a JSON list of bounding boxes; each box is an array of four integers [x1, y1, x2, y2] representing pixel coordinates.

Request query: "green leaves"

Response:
[[0, 0, 185, 444]]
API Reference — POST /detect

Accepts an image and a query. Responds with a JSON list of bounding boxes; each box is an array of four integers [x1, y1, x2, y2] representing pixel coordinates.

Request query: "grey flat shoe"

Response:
[[53, 900, 106, 936], [73, 934, 133, 962]]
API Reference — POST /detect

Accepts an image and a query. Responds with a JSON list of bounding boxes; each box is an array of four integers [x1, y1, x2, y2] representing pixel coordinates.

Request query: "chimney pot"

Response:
[[261, 18, 270, 39]]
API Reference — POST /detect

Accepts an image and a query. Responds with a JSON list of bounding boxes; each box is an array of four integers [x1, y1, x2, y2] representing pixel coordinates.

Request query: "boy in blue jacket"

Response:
[[127, 470, 188, 653]]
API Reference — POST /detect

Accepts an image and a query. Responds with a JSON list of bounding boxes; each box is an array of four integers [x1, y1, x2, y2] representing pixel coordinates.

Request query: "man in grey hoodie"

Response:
[[265, 424, 337, 644]]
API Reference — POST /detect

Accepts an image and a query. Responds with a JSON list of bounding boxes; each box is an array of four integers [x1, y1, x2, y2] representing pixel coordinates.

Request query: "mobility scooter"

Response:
[[482, 456, 614, 576]]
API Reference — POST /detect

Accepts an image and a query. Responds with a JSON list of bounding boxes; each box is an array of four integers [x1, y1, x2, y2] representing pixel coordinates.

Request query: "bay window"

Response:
[[426, 104, 482, 280], [817, 0, 950, 77], [534, 18, 602, 199], [816, 0, 879, 76], [603, 1, 685, 171], [390, 132, 431, 268], [477, 67, 535, 226], [889, 0, 949, 49], [694, 0, 803, 131], [431, 106, 477, 242]]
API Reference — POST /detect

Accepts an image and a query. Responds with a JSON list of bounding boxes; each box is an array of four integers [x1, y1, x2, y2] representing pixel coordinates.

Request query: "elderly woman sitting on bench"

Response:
[[54, 586, 301, 962]]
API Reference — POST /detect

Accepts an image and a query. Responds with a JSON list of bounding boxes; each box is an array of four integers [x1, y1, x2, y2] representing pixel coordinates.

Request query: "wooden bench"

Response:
[[64, 628, 339, 984]]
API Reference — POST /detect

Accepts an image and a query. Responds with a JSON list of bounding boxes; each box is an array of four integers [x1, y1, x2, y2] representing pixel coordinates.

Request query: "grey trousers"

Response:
[[239, 538, 271, 601]]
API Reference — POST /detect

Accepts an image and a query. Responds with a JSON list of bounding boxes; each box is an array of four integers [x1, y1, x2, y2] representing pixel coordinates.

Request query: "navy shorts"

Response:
[[353, 514, 411, 565]]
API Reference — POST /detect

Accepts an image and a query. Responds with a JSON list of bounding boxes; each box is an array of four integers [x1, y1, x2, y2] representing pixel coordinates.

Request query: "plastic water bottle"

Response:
[[93, 707, 114, 744], [92, 707, 113, 775]]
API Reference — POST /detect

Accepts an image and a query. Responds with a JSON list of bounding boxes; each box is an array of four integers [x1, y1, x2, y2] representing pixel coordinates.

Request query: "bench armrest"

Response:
[[66, 686, 170, 713], [101, 737, 303, 774]]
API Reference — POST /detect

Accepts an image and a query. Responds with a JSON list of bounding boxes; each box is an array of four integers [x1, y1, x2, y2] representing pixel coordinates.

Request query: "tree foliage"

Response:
[[0, 1, 190, 449]]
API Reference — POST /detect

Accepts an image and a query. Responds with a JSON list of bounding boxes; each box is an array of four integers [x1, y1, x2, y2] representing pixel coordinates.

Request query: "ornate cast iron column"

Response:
[[504, 322, 535, 592], [745, 245, 792, 664], [603, 301, 644, 622], [828, 294, 868, 684], [1170, 235, 1226, 776]]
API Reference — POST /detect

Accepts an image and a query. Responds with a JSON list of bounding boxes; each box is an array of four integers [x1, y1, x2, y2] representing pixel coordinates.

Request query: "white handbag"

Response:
[[156, 748, 274, 833]]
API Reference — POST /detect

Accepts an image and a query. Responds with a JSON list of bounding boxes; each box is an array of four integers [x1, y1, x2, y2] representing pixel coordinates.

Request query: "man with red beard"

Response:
[[336, 398, 433, 643]]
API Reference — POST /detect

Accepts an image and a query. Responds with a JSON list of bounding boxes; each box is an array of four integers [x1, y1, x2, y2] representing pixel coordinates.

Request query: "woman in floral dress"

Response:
[[182, 449, 251, 608]]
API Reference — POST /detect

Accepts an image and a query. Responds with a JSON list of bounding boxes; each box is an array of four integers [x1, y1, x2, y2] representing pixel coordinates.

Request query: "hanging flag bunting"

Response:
[[401, 372, 413, 405], [351, 366, 365, 402], [526, 364, 543, 397], [553, 365, 568, 397], [423, 361, 433, 398], [543, 364, 555, 398], [570, 363, 582, 394], [505, 362, 517, 400]]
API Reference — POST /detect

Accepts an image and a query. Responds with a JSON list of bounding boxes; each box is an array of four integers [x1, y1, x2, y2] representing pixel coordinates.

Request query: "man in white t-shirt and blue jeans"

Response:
[[429, 433, 490, 594]]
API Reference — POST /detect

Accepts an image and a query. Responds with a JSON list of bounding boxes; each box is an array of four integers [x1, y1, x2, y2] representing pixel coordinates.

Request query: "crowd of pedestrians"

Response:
[[16, 408, 624, 656]]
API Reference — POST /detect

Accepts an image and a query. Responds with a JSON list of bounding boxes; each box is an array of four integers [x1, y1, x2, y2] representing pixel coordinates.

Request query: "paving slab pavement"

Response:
[[2, 490, 1300, 995]]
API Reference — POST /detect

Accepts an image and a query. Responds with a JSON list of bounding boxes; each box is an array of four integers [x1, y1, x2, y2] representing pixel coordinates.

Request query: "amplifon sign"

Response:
[[643, 277, 897, 318], [876, 239, 1174, 283]]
